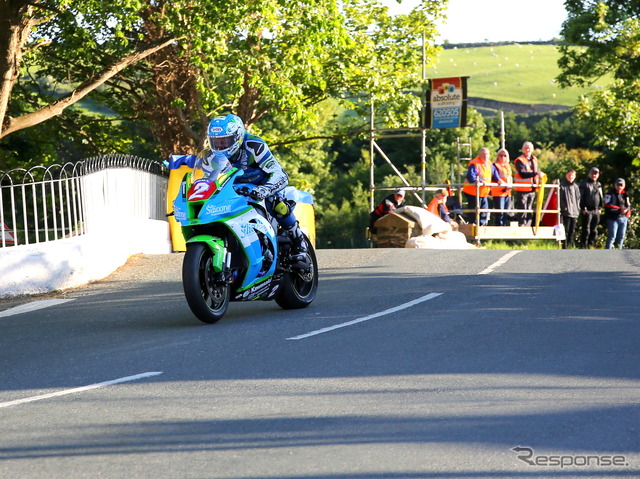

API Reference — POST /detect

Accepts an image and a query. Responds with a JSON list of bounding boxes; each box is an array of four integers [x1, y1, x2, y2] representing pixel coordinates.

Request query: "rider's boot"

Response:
[[283, 222, 308, 263]]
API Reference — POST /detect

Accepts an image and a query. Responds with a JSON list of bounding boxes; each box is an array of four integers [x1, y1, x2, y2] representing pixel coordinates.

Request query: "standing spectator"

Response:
[[558, 169, 581, 248], [579, 167, 604, 248], [462, 147, 499, 226], [604, 178, 631, 249], [369, 188, 406, 233], [491, 148, 513, 226], [428, 188, 459, 230], [513, 141, 544, 226]]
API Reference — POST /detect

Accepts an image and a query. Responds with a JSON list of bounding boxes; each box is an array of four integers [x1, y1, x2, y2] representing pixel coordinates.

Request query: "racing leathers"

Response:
[[203, 132, 307, 262]]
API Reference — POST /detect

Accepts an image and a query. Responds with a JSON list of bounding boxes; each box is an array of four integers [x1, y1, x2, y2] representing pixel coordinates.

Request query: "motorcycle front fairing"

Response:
[[173, 154, 279, 293]]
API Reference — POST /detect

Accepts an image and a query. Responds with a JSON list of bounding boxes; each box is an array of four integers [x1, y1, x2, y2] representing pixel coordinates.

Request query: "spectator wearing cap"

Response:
[[427, 188, 458, 230], [369, 188, 406, 234], [579, 167, 604, 248], [604, 178, 631, 249]]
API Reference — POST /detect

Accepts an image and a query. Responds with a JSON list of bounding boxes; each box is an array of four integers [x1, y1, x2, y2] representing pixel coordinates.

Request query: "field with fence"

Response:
[[425, 44, 610, 107]]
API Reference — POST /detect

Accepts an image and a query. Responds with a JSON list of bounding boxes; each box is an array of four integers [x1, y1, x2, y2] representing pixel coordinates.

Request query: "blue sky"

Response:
[[383, 0, 568, 43]]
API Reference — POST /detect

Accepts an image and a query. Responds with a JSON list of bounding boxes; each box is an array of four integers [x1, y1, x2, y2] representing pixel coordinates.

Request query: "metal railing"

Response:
[[1, 155, 168, 248], [369, 181, 562, 247]]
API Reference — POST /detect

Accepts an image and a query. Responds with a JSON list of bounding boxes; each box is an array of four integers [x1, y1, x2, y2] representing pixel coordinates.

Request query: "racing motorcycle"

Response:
[[172, 154, 318, 324]]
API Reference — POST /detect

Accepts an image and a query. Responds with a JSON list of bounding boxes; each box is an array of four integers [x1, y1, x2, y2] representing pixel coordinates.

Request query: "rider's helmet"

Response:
[[207, 113, 246, 160]]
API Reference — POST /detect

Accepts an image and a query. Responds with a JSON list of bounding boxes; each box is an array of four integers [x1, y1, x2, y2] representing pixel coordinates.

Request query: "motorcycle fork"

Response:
[[187, 235, 231, 282]]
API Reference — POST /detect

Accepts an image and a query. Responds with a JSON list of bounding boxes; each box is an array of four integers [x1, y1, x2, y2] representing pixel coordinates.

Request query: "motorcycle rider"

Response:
[[203, 113, 307, 263]]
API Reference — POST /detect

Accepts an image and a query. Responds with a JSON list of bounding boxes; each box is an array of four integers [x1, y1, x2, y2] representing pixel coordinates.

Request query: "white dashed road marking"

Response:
[[0, 372, 163, 408], [0, 299, 75, 318], [287, 292, 443, 340]]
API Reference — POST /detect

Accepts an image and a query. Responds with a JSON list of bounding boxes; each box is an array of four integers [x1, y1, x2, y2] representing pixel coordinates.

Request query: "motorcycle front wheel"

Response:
[[183, 242, 230, 324]]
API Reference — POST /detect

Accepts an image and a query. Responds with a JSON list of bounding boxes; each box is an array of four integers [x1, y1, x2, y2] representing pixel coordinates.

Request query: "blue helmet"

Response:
[[207, 113, 246, 160]]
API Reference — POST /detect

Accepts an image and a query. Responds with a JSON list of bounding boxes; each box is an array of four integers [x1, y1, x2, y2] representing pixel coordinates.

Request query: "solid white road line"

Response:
[[287, 292, 443, 340], [0, 299, 75, 318], [0, 371, 163, 409], [478, 250, 521, 275]]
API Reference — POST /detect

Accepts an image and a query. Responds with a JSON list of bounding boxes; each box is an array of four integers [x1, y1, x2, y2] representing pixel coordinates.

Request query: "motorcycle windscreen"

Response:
[[192, 153, 231, 184]]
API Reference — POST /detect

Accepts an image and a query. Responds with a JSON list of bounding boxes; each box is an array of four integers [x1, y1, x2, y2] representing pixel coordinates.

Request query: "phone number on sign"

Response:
[[433, 107, 460, 118]]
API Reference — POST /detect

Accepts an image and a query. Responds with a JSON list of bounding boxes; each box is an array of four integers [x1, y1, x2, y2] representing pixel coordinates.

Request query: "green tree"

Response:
[[2, 0, 448, 153], [485, 111, 532, 155], [558, 1, 640, 248], [0, 0, 179, 167], [536, 145, 603, 183], [0, 0, 175, 140], [314, 106, 493, 248], [557, 0, 640, 163], [1, 0, 449, 178]]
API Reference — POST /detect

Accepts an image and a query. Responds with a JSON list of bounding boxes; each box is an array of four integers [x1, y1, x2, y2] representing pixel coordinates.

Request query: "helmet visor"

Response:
[[209, 134, 235, 151]]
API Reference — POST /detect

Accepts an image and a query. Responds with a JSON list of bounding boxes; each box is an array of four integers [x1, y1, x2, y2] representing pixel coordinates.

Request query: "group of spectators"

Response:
[[559, 166, 631, 249], [461, 141, 542, 228], [369, 141, 632, 249], [460, 141, 632, 249]]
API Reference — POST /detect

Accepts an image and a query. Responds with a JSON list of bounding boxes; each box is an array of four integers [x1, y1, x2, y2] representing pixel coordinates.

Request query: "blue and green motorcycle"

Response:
[[172, 155, 318, 324]]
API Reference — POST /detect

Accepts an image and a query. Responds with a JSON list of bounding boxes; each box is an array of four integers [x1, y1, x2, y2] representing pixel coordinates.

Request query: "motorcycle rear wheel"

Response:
[[275, 238, 318, 309], [183, 242, 230, 323]]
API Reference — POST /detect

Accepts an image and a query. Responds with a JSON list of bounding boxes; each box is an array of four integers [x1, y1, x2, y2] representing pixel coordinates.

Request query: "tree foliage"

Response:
[[557, 0, 640, 249], [1, 0, 449, 163], [0, 0, 176, 140], [1, 0, 457, 248], [313, 106, 494, 248], [558, 0, 640, 163]]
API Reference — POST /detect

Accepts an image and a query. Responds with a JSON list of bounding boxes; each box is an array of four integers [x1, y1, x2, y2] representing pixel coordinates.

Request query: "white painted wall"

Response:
[[0, 168, 171, 298]]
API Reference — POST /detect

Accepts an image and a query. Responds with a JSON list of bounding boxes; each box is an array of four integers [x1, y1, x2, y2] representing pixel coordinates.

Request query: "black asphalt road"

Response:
[[0, 249, 639, 478]]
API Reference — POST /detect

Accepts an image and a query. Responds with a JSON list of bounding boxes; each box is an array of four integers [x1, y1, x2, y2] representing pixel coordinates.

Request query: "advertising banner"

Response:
[[425, 77, 468, 129]]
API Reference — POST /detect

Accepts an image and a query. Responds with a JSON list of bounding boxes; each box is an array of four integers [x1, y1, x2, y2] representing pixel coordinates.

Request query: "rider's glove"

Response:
[[250, 185, 270, 201]]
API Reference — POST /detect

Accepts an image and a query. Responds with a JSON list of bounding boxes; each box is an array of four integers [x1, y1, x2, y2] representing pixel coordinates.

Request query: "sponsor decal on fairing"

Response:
[[205, 203, 232, 216]]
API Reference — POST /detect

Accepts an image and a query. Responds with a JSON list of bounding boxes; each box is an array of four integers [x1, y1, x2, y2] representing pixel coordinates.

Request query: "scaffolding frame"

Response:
[[368, 103, 562, 245], [366, 30, 561, 246], [368, 99, 432, 210]]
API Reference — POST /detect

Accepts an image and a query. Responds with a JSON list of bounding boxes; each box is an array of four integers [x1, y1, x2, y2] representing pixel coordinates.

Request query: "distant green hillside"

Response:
[[424, 44, 609, 107]]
